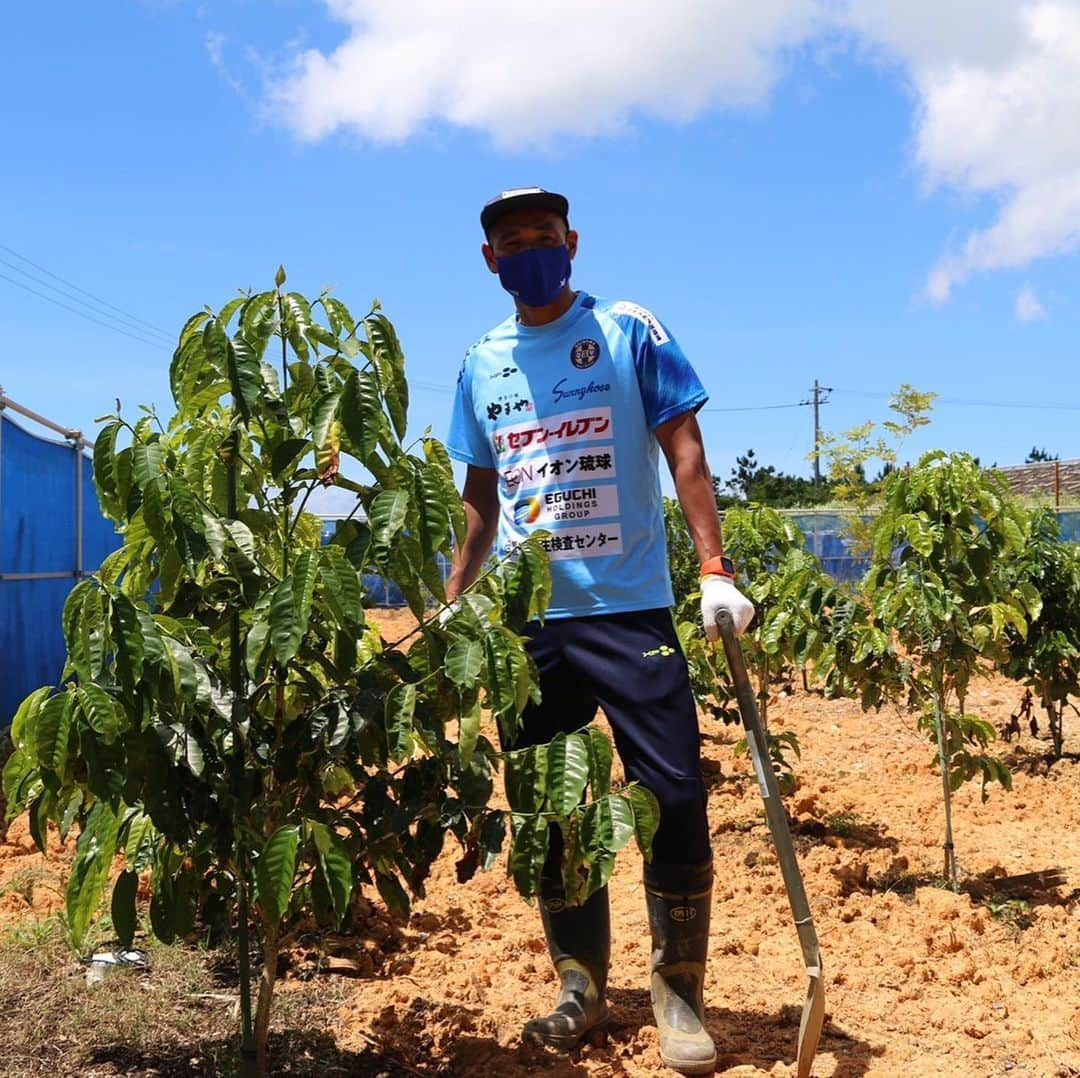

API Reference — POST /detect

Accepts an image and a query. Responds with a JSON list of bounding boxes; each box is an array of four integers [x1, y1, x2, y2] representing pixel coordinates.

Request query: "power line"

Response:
[[0, 243, 174, 343], [410, 380, 456, 394], [0, 270, 170, 351], [701, 401, 807, 413], [0, 253, 175, 345]]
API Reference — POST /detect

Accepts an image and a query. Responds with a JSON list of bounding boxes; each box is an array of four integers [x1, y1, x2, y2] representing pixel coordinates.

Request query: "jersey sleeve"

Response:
[[609, 301, 708, 428], [447, 357, 496, 468]]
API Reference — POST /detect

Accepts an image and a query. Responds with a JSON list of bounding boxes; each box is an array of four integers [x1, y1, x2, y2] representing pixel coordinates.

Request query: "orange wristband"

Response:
[[700, 554, 736, 579]]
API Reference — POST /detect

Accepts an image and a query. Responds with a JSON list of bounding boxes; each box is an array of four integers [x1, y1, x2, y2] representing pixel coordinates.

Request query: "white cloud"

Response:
[[1015, 283, 1047, 321], [264, 1, 1080, 302], [858, 2, 1080, 304], [266, 0, 824, 149], [206, 31, 248, 99]]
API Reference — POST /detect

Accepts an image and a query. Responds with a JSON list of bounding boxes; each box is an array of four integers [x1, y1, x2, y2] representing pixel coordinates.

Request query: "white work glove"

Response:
[[436, 599, 461, 628], [701, 574, 755, 640]]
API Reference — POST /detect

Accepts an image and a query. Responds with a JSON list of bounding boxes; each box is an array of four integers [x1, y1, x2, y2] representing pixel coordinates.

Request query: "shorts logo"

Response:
[[670, 904, 697, 923], [570, 338, 600, 369], [642, 644, 676, 659], [543, 898, 566, 913]]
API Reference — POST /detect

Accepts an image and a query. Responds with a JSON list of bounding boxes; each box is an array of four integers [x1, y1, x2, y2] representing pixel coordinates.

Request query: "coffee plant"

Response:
[[999, 510, 1080, 759], [1, 271, 657, 1074], [862, 450, 1039, 887], [670, 504, 843, 790]]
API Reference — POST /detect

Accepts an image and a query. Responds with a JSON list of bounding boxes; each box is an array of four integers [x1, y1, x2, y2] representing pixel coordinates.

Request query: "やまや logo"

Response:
[[570, 338, 600, 370]]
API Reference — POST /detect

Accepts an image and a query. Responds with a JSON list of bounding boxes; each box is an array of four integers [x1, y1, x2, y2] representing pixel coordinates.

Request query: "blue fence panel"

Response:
[[787, 509, 1080, 582], [1, 413, 121, 727], [787, 512, 871, 584], [1057, 511, 1080, 543]]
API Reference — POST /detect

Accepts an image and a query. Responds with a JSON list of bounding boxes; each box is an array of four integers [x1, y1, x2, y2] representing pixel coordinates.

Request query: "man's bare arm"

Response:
[[655, 410, 723, 564], [445, 465, 500, 602]]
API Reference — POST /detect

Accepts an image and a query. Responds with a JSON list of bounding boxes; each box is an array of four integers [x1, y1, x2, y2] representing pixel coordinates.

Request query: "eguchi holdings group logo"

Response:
[[513, 496, 543, 525]]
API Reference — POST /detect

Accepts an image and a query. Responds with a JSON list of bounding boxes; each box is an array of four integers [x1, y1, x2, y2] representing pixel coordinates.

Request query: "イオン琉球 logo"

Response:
[[513, 496, 543, 525]]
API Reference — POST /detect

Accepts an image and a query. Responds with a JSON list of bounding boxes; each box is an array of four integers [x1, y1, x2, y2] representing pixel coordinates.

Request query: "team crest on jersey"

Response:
[[570, 338, 600, 369]]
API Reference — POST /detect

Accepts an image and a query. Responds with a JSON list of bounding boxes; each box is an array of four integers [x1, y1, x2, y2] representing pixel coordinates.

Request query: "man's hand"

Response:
[[701, 575, 755, 639]]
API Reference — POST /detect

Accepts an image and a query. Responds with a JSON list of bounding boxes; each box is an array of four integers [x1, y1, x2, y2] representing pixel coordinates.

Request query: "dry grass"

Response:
[[0, 916, 413, 1077]]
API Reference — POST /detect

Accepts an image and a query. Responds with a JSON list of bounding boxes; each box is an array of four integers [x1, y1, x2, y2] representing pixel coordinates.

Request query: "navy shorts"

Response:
[[514, 607, 711, 869]]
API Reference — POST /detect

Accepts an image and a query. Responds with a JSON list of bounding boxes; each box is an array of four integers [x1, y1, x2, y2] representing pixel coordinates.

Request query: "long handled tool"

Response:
[[714, 609, 825, 1078]]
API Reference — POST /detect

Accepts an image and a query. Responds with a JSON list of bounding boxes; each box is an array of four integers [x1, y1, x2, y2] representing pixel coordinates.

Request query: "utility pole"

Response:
[[809, 380, 832, 486]]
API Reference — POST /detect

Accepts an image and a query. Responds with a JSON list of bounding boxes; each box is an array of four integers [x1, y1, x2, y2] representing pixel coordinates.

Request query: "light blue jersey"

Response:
[[448, 292, 707, 620]]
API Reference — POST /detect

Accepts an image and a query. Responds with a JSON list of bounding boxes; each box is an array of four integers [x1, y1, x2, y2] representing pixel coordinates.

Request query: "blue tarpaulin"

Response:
[[1, 412, 120, 727]]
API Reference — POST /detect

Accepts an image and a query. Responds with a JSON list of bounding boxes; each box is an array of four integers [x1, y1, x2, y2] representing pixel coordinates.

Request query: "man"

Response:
[[446, 187, 754, 1076]]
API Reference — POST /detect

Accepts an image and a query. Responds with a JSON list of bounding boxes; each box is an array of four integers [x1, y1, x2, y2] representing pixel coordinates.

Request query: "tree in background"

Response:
[[814, 384, 937, 554], [716, 448, 832, 509], [1025, 447, 1059, 463]]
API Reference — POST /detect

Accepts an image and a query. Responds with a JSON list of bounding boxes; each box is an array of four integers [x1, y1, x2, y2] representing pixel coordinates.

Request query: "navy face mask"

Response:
[[496, 245, 572, 307]]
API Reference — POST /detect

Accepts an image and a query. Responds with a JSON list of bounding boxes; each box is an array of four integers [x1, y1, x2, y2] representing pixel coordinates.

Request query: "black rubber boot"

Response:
[[644, 859, 716, 1075], [522, 881, 611, 1051]]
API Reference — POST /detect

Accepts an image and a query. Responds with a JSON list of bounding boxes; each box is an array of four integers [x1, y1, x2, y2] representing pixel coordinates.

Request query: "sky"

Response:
[[2, 1, 1079, 510]]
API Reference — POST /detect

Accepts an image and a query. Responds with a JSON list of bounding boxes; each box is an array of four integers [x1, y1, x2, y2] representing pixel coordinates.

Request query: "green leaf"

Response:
[[140, 475, 171, 547], [339, 370, 381, 463], [385, 682, 417, 764], [124, 812, 156, 869], [62, 579, 94, 678], [2, 746, 40, 820], [312, 388, 341, 456], [216, 294, 247, 331], [546, 732, 590, 818], [585, 727, 613, 799], [270, 438, 311, 481], [255, 825, 300, 923], [11, 685, 52, 747], [318, 546, 363, 630], [227, 334, 262, 424], [577, 795, 634, 895], [320, 296, 356, 337], [77, 684, 121, 744], [203, 512, 227, 559], [458, 694, 482, 768], [245, 613, 271, 680], [292, 549, 319, 631], [505, 536, 552, 626], [445, 638, 484, 687], [93, 421, 122, 518], [202, 315, 229, 378], [131, 441, 164, 491], [625, 784, 661, 862], [504, 744, 548, 815], [310, 821, 354, 928], [375, 872, 410, 919], [66, 801, 122, 949], [28, 791, 53, 854], [508, 813, 549, 898], [111, 870, 139, 949], [162, 636, 199, 704], [370, 488, 409, 550], [365, 313, 409, 439], [269, 578, 302, 665], [35, 692, 73, 781]]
